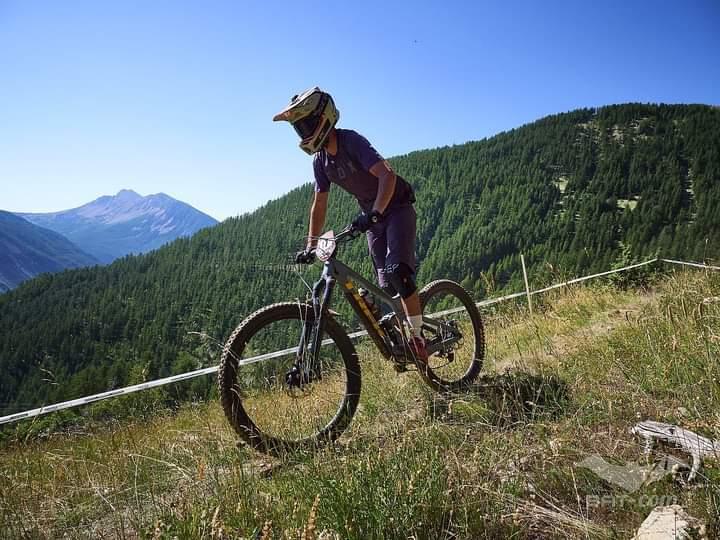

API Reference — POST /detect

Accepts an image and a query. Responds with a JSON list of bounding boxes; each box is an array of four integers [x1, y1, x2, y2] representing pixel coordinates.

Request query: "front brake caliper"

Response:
[[286, 364, 302, 389]]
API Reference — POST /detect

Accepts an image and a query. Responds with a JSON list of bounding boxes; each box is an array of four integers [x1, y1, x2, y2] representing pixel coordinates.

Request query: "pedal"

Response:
[[390, 346, 415, 373]]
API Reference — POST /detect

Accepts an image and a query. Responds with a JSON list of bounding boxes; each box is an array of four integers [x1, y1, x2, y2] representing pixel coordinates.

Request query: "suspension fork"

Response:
[[297, 269, 335, 378]]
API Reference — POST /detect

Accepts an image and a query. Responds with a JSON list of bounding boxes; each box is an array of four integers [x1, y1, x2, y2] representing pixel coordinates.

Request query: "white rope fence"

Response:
[[659, 258, 720, 271], [1, 257, 717, 426]]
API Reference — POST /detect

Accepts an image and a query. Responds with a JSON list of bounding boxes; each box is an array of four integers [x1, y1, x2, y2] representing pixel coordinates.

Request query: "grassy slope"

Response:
[[1, 270, 719, 539]]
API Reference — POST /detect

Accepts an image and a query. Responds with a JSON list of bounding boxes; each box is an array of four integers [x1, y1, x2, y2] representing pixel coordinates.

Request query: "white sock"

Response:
[[408, 315, 424, 338]]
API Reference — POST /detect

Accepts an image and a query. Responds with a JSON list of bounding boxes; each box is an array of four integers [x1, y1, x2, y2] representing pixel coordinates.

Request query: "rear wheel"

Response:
[[417, 280, 484, 392], [218, 302, 360, 454]]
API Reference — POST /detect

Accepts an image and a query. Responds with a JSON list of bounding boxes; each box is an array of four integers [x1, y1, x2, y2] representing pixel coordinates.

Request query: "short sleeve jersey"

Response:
[[313, 129, 414, 213]]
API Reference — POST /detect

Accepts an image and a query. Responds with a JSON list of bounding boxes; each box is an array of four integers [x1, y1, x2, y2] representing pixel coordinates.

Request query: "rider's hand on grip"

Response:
[[351, 210, 382, 233], [294, 248, 316, 265]]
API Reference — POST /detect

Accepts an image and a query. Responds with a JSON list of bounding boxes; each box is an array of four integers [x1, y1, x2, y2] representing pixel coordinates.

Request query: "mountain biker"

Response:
[[273, 87, 428, 363]]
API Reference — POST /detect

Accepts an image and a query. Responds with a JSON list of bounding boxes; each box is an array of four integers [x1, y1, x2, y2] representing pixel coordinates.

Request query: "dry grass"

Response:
[[1, 271, 719, 539]]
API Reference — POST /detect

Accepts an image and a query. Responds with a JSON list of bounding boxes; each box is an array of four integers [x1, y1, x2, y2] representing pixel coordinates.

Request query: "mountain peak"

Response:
[[147, 192, 174, 202], [17, 190, 218, 263], [115, 189, 142, 200]]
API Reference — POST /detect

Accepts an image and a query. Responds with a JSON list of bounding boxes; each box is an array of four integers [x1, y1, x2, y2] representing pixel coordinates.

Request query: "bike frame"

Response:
[[298, 229, 459, 370]]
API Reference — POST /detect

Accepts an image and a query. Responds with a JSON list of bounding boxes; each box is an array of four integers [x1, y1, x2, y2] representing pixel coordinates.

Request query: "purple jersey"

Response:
[[313, 129, 415, 213]]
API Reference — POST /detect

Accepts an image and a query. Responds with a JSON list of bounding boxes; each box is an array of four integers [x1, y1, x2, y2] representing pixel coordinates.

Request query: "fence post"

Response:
[[520, 253, 533, 315]]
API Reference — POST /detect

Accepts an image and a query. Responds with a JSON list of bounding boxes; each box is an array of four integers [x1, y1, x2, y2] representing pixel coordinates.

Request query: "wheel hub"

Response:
[[285, 363, 319, 397], [285, 364, 303, 388], [432, 319, 462, 361]]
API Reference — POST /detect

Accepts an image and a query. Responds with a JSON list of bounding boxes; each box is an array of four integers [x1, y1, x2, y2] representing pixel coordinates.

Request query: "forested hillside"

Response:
[[1, 103, 719, 417]]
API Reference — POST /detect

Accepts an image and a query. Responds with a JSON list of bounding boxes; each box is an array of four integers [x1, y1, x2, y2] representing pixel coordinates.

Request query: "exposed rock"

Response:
[[633, 505, 706, 539], [632, 421, 720, 481]]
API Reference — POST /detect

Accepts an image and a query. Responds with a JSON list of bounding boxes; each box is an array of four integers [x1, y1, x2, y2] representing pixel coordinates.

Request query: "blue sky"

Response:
[[2, 0, 718, 220]]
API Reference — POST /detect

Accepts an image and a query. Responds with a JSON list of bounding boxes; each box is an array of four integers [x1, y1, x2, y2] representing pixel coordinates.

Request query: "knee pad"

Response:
[[384, 263, 417, 299]]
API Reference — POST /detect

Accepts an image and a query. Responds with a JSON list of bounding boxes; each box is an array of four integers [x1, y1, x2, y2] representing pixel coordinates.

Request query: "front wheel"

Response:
[[418, 280, 485, 392], [218, 302, 361, 455]]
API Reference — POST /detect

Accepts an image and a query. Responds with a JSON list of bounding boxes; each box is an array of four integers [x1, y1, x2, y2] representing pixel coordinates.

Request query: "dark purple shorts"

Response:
[[367, 204, 416, 288]]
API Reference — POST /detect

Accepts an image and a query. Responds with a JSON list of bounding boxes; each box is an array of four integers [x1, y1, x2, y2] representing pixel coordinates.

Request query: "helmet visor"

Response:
[[292, 115, 320, 140]]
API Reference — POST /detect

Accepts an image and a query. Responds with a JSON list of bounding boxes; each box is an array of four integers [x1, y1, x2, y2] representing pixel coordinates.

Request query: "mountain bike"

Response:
[[218, 225, 485, 455]]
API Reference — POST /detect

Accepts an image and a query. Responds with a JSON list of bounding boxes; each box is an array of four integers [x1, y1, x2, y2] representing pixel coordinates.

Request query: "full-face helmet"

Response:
[[273, 87, 339, 154]]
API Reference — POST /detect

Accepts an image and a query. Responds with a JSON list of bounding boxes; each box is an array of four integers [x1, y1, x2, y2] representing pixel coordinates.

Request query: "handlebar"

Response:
[[334, 224, 363, 243], [307, 224, 361, 246]]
